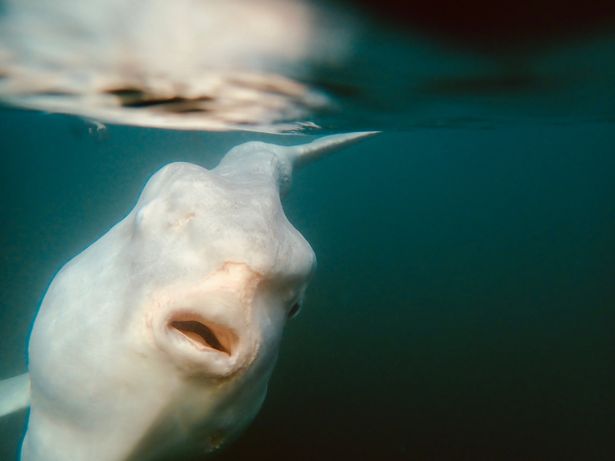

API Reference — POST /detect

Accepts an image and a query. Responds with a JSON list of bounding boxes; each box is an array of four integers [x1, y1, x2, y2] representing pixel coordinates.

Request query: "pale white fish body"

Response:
[[0, 132, 376, 461]]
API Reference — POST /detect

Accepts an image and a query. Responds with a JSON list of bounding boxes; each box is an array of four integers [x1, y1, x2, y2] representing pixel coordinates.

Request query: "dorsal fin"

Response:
[[288, 131, 379, 167], [215, 131, 379, 195]]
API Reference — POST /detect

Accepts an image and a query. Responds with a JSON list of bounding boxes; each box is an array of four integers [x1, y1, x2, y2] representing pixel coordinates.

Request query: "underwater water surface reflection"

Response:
[[1, 0, 615, 134]]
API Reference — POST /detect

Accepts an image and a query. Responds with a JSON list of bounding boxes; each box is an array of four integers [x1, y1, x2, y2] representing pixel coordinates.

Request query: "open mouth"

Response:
[[168, 317, 236, 355]]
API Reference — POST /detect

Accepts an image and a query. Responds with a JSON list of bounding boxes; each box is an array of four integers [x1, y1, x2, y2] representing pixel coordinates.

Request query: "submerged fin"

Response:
[[0, 373, 31, 417]]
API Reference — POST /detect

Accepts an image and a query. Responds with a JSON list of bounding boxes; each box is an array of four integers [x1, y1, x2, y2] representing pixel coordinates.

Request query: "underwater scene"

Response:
[[1, 1, 614, 460]]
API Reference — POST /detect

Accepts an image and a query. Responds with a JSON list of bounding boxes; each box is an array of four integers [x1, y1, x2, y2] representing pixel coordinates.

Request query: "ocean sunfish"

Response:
[[0, 132, 376, 461]]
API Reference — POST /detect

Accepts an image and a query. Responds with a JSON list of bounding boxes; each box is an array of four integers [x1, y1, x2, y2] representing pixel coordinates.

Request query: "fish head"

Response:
[[132, 159, 316, 380]]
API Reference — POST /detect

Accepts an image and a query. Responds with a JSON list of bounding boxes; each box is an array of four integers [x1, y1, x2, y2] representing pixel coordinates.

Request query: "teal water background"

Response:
[[0, 107, 613, 460]]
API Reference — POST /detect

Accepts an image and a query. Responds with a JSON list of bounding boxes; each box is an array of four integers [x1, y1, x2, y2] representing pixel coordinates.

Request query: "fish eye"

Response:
[[288, 302, 301, 319]]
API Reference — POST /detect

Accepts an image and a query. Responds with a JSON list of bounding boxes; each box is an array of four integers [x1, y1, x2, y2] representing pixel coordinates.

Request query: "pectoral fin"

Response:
[[0, 373, 30, 417]]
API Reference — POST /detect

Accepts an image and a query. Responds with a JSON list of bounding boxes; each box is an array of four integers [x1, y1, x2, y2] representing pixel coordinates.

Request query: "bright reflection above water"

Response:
[[0, 0, 355, 132]]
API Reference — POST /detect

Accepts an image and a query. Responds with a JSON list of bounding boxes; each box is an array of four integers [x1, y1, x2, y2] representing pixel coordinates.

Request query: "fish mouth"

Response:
[[167, 315, 237, 356]]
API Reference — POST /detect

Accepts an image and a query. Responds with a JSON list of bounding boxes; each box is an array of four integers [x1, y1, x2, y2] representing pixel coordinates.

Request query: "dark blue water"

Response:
[[1, 106, 613, 460]]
